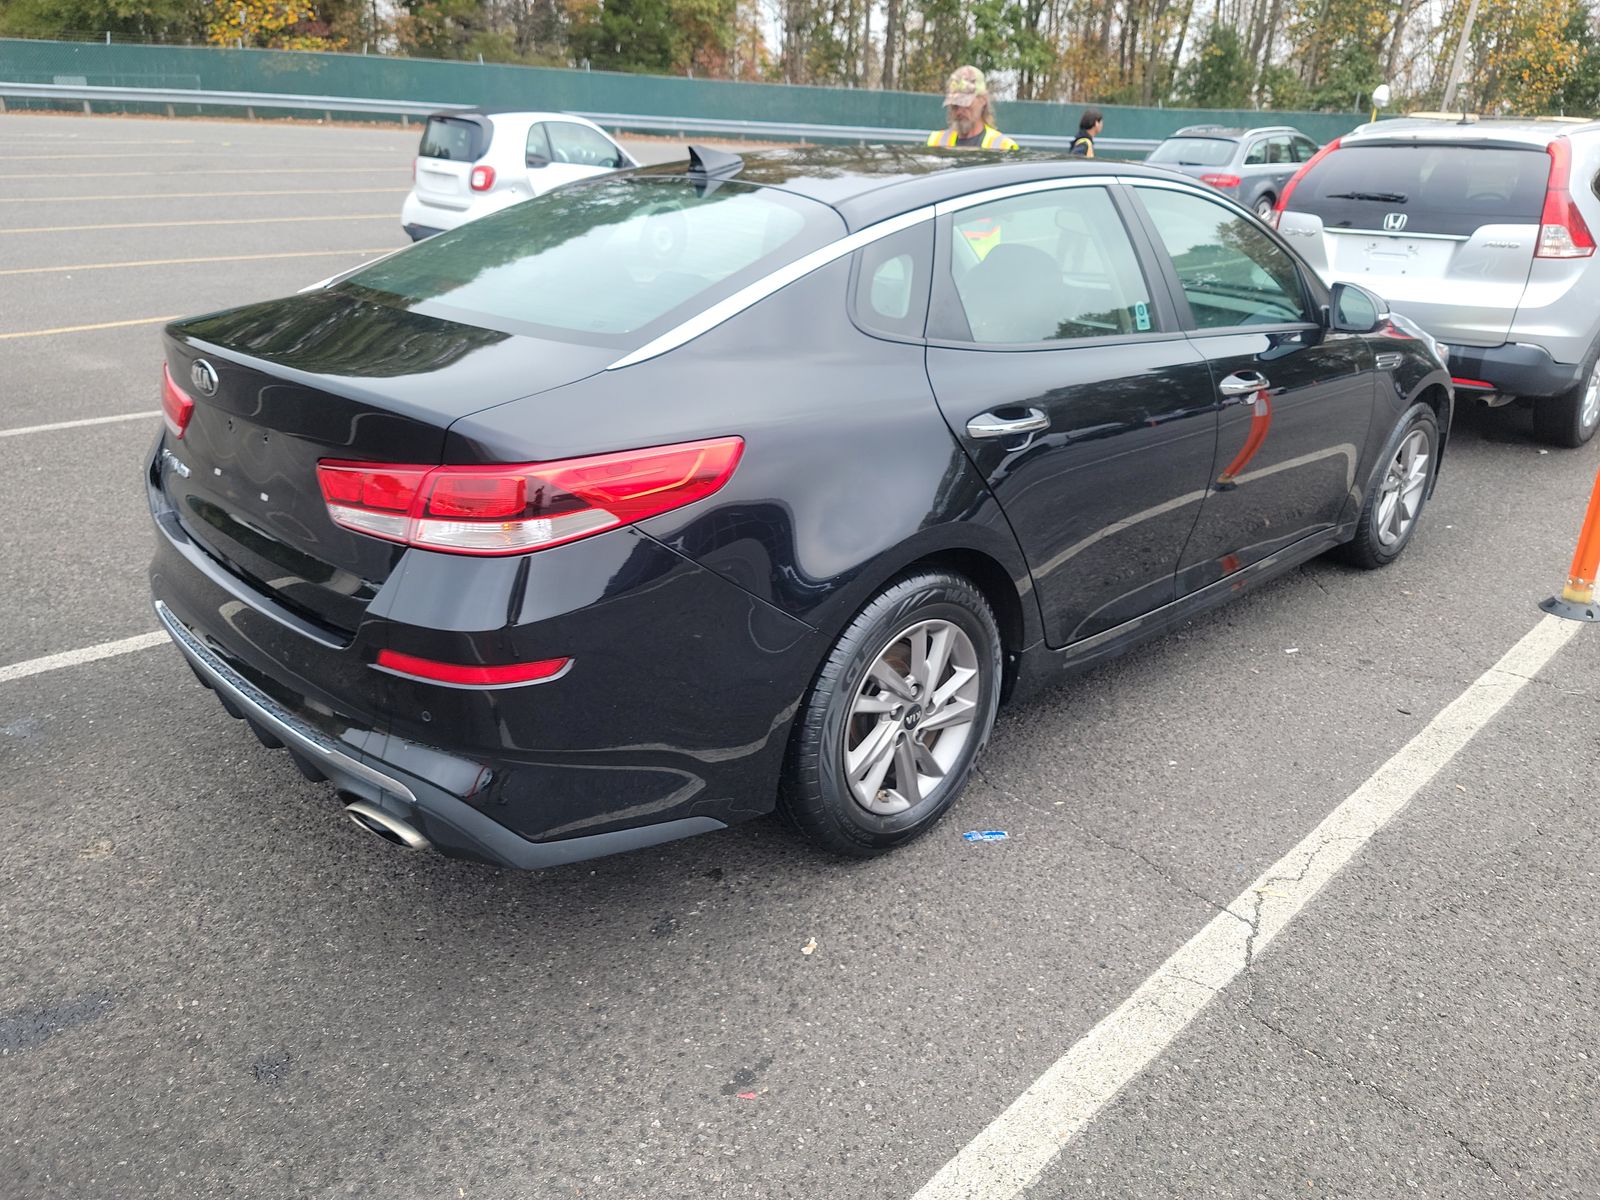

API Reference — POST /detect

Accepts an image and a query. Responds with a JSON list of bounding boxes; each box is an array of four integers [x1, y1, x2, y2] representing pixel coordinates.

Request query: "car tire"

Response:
[[779, 571, 1002, 857], [1532, 349, 1600, 448], [1337, 402, 1440, 570], [1254, 195, 1276, 220]]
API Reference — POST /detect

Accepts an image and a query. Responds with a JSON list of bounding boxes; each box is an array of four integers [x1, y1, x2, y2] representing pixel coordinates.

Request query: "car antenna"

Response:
[[687, 144, 743, 195]]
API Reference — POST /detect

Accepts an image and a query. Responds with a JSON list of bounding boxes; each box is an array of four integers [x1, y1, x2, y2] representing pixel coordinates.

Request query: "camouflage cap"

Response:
[[944, 65, 988, 109]]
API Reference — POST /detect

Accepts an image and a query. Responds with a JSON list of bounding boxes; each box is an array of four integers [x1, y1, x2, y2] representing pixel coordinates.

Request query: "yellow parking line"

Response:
[[0, 187, 408, 203], [0, 247, 394, 276], [1, 213, 395, 234], [0, 315, 180, 340], [0, 166, 404, 179]]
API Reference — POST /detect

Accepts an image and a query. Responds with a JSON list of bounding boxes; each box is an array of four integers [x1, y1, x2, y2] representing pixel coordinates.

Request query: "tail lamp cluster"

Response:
[[161, 363, 194, 439], [315, 437, 744, 557]]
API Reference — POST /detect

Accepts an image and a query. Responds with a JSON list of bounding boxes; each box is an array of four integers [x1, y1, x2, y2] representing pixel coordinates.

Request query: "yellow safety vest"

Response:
[[926, 126, 1020, 151]]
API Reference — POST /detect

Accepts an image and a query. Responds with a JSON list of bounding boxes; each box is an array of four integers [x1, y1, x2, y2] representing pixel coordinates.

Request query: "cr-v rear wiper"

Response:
[[1326, 191, 1408, 202]]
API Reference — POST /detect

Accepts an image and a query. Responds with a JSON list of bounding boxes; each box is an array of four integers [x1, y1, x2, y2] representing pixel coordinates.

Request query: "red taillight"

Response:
[[470, 164, 496, 192], [375, 648, 570, 687], [1537, 139, 1596, 259], [161, 363, 194, 439], [316, 437, 744, 556], [1200, 173, 1242, 189], [1273, 137, 1341, 227]]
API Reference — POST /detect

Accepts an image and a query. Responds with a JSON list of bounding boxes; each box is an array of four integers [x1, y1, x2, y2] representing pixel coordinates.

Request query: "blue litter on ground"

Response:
[[962, 830, 1009, 842]]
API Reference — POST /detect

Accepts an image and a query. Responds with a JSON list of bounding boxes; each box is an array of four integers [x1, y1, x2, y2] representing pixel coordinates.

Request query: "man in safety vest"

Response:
[[1070, 109, 1103, 157], [927, 66, 1020, 152]]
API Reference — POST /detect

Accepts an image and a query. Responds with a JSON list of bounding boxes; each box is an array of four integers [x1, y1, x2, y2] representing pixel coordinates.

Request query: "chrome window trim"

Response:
[[606, 206, 935, 370], [1318, 227, 1475, 242], [606, 173, 1138, 371]]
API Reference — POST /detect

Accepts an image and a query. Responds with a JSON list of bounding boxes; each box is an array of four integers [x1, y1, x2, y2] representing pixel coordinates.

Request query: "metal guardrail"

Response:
[[0, 81, 1158, 152]]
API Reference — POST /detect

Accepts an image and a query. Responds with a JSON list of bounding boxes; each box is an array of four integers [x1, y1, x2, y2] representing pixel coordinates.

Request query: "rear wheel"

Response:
[[1533, 351, 1600, 448], [780, 572, 1002, 857], [1254, 194, 1276, 221], [1337, 402, 1439, 569]]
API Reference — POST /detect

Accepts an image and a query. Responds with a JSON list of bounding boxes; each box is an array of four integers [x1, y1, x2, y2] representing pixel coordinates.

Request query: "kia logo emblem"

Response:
[[190, 359, 219, 397], [1383, 212, 1408, 232]]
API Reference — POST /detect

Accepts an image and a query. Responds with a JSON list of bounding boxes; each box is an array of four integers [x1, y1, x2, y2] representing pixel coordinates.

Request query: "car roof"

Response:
[[1342, 116, 1600, 147], [1165, 125, 1306, 140], [630, 146, 1208, 231]]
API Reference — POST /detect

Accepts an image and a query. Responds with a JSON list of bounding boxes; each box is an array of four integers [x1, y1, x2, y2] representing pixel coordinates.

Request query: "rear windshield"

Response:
[[1147, 138, 1236, 167], [418, 117, 484, 161], [1286, 143, 1550, 235], [339, 176, 843, 344]]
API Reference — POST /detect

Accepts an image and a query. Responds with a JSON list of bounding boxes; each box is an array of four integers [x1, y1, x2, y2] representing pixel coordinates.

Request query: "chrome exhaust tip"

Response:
[[343, 799, 430, 851]]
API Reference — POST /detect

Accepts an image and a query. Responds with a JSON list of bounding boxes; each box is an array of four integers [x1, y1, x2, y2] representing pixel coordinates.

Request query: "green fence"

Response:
[[0, 37, 1366, 146]]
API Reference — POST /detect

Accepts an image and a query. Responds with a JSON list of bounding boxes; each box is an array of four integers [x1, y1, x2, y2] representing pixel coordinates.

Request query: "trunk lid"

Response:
[[1280, 141, 1549, 347], [160, 290, 612, 637]]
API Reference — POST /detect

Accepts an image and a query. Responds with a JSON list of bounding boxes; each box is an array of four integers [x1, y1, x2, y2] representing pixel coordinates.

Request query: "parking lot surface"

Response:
[[2, 112, 1596, 1199]]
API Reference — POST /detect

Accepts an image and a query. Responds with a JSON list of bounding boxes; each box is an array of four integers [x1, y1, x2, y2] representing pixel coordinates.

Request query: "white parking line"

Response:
[[0, 632, 167, 686], [0, 411, 159, 438], [913, 612, 1583, 1200], [0, 187, 407, 203]]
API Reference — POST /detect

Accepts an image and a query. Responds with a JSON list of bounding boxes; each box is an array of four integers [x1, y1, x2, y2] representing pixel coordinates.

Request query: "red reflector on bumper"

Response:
[[375, 649, 570, 686], [1451, 377, 1495, 389]]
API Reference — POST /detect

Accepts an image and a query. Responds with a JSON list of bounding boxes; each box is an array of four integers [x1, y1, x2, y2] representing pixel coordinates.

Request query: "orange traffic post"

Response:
[[1540, 462, 1600, 621]]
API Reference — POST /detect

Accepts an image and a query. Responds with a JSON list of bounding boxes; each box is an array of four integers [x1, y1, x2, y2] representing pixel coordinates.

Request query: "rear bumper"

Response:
[[154, 600, 724, 868], [1447, 342, 1582, 399]]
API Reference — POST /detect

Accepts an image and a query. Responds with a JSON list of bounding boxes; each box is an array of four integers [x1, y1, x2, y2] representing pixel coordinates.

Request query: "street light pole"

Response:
[[1441, 0, 1482, 114]]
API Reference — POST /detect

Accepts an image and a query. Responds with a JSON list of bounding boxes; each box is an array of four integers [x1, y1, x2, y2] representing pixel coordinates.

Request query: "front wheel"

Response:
[[780, 572, 1002, 857], [1337, 402, 1440, 569]]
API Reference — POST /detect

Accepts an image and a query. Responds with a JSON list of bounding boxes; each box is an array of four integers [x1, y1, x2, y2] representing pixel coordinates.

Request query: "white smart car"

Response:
[[400, 110, 638, 240]]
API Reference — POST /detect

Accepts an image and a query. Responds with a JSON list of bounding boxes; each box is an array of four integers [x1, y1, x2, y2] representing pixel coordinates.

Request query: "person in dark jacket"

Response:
[[1070, 109, 1103, 157]]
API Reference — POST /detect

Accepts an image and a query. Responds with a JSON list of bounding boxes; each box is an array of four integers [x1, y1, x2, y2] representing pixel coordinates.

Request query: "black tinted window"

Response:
[[1148, 137, 1237, 167], [419, 117, 482, 161], [1285, 143, 1551, 235]]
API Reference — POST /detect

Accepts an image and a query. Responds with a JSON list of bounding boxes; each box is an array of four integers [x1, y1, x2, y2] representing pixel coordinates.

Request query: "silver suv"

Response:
[[1277, 117, 1600, 445], [1146, 125, 1321, 221]]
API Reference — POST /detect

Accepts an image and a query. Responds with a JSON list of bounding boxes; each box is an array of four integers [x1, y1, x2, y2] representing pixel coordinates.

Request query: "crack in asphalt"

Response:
[[1239, 1005, 1517, 1194], [973, 764, 1250, 931]]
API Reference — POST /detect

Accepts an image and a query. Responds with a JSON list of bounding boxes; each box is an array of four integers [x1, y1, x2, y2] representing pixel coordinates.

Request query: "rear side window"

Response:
[[852, 222, 933, 339], [418, 117, 484, 161], [1285, 143, 1551, 235], [546, 122, 626, 169], [340, 176, 842, 344], [526, 123, 551, 165], [1244, 140, 1268, 166], [1147, 138, 1237, 168]]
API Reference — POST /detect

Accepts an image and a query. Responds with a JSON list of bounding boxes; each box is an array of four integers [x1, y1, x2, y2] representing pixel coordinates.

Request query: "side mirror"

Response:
[[1328, 281, 1388, 333]]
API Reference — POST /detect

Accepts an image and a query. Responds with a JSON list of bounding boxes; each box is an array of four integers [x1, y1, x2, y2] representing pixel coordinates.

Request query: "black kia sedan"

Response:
[[147, 146, 1451, 868]]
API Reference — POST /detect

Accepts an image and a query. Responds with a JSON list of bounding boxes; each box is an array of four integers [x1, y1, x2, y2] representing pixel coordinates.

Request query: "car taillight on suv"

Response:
[[316, 437, 744, 555], [1537, 139, 1596, 259], [1272, 137, 1342, 227]]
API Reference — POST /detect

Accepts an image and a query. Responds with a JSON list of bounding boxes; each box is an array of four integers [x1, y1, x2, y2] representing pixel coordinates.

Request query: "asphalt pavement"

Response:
[[1, 111, 1596, 1200]]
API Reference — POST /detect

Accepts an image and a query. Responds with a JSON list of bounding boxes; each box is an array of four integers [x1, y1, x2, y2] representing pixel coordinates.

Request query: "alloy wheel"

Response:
[[843, 619, 982, 816], [1581, 360, 1600, 433], [1374, 428, 1432, 547]]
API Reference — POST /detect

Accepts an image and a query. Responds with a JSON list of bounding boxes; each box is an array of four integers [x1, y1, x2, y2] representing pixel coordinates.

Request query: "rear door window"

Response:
[[1284, 143, 1551, 235], [930, 186, 1157, 345], [418, 117, 484, 161]]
